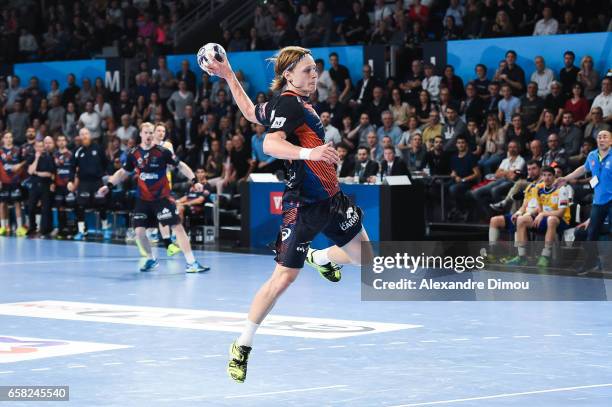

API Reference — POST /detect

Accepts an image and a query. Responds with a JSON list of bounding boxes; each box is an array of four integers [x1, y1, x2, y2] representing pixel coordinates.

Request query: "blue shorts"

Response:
[[504, 213, 569, 234]]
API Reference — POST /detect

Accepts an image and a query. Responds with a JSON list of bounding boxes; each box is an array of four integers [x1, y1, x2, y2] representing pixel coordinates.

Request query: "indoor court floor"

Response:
[[1, 237, 612, 406]]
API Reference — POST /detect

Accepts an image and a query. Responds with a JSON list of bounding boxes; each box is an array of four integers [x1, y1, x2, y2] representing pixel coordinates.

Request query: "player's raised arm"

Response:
[[202, 49, 259, 124], [263, 132, 339, 164]]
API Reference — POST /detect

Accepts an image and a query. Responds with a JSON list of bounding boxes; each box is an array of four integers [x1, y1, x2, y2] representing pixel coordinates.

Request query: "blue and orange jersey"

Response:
[[123, 145, 180, 201], [54, 150, 74, 187], [254, 90, 340, 203], [0, 146, 23, 184]]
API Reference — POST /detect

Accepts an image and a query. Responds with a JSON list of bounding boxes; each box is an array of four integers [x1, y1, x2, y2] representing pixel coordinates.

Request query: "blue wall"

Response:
[[168, 45, 364, 98], [13, 60, 107, 93], [447, 32, 611, 84]]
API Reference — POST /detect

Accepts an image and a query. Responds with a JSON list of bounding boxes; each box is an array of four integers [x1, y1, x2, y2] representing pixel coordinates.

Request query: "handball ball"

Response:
[[197, 43, 227, 75]]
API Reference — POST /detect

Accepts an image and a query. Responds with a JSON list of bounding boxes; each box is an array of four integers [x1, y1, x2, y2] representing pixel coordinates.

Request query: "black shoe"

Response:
[[577, 260, 602, 276], [489, 200, 508, 213]]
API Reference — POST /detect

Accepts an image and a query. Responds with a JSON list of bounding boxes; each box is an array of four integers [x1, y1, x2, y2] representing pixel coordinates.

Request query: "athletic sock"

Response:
[[16, 217, 23, 228], [78, 222, 85, 234], [101, 219, 110, 229], [163, 238, 172, 248], [185, 252, 195, 264], [1, 219, 7, 228], [312, 247, 331, 265], [542, 243, 552, 257], [237, 320, 259, 347], [517, 245, 526, 257], [488, 227, 500, 246], [35, 215, 41, 229]]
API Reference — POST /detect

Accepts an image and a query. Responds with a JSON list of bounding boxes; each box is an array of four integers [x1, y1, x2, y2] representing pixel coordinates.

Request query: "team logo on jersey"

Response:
[[296, 241, 310, 253], [271, 116, 286, 129], [92, 150, 97, 156], [281, 228, 291, 241], [139, 172, 159, 181]]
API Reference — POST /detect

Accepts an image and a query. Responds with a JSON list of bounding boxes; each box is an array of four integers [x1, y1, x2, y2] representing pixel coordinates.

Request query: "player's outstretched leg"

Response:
[[171, 224, 209, 273], [305, 228, 371, 282], [228, 264, 300, 383], [135, 226, 158, 272]]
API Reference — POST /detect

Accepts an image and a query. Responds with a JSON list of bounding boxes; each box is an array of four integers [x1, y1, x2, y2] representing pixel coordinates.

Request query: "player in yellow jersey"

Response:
[[506, 166, 572, 267], [487, 160, 542, 262]]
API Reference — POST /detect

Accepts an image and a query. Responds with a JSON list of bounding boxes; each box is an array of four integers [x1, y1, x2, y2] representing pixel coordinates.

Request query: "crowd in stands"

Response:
[[1, 1, 610, 64]]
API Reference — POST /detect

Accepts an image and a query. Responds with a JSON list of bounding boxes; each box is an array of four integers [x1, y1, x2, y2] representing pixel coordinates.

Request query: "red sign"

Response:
[[270, 192, 283, 214]]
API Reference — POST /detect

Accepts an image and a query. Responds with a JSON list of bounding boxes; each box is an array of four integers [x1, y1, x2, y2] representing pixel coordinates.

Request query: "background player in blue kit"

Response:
[[203, 45, 373, 383], [98, 122, 209, 273]]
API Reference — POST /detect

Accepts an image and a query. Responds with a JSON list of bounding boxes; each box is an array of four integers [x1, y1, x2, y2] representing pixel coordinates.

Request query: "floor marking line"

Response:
[[296, 347, 315, 351], [387, 383, 612, 407], [203, 354, 223, 358], [224, 384, 349, 399], [513, 336, 531, 338], [169, 357, 189, 360], [0, 371, 14, 374], [544, 334, 562, 337], [265, 350, 284, 353], [482, 337, 499, 340], [575, 333, 593, 336], [102, 362, 123, 366], [67, 365, 87, 369], [30, 367, 51, 371], [328, 345, 346, 348]]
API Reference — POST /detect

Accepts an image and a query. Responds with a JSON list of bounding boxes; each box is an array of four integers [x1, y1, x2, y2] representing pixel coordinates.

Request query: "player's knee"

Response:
[[272, 267, 299, 292], [135, 227, 146, 238], [547, 216, 559, 225], [490, 216, 502, 228]]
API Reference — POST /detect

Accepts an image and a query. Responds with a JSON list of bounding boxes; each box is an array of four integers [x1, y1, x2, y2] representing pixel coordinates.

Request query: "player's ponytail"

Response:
[[268, 46, 312, 92]]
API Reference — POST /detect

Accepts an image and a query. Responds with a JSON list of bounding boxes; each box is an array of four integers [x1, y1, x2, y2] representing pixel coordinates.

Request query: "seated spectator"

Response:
[[559, 51, 580, 98], [404, 132, 427, 172], [337, 1, 370, 45], [561, 84, 589, 130], [47, 96, 66, 134], [584, 106, 610, 141], [336, 143, 355, 178], [425, 136, 451, 175], [366, 131, 382, 162], [313, 1, 333, 46], [484, 81, 502, 117], [444, 0, 465, 29], [473, 64, 491, 100], [339, 116, 357, 152], [442, 16, 462, 40], [320, 91, 349, 129], [421, 63, 442, 103], [205, 139, 224, 191], [558, 10, 579, 34], [568, 138, 595, 171], [533, 6, 558, 36], [377, 111, 403, 146], [470, 140, 525, 219], [438, 88, 452, 123], [78, 100, 102, 141], [506, 113, 532, 152], [526, 139, 544, 166], [558, 112, 583, 157], [535, 109, 560, 148], [421, 110, 443, 149], [408, 0, 430, 27], [322, 111, 341, 145], [519, 82, 545, 132], [543, 81, 566, 124], [500, 50, 525, 96], [94, 93, 113, 131], [350, 64, 379, 111], [498, 84, 521, 125], [296, 4, 315, 47], [441, 65, 465, 101], [415, 90, 436, 125], [398, 116, 421, 152], [316, 59, 335, 104], [370, 20, 393, 44], [354, 146, 379, 183], [460, 82, 486, 125], [442, 104, 469, 152], [448, 135, 481, 221], [542, 133, 568, 170], [18, 28, 39, 61], [577, 55, 600, 101], [350, 112, 375, 148], [76, 79, 95, 111], [477, 114, 506, 174], [389, 88, 410, 129], [117, 114, 137, 149], [399, 60, 424, 106], [250, 124, 279, 174], [591, 77, 612, 125], [167, 80, 195, 123], [530, 56, 554, 98], [381, 145, 409, 177], [490, 10, 515, 38]]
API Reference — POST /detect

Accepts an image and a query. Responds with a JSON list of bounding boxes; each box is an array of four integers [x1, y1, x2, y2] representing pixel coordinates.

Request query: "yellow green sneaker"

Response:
[[227, 341, 252, 383], [305, 248, 342, 282], [0, 226, 6, 236], [166, 243, 182, 257], [16, 226, 28, 237], [537, 255, 550, 268]]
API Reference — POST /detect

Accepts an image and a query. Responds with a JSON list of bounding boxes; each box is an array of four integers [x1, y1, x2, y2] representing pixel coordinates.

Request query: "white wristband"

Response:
[[299, 148, 313, 160]]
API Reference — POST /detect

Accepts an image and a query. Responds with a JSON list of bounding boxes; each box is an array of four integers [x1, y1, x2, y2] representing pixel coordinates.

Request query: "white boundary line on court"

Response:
[[387, 383, 612, 407], [224, 385, 349, 399]]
